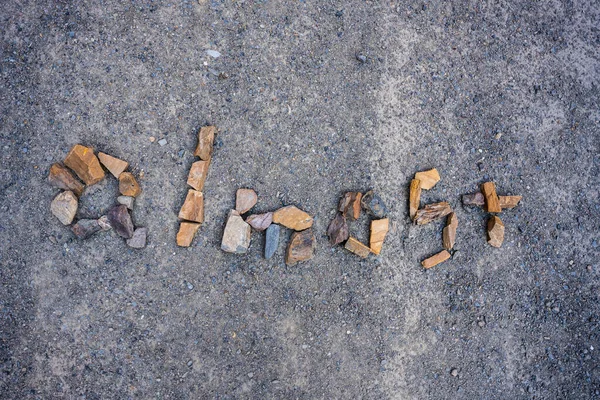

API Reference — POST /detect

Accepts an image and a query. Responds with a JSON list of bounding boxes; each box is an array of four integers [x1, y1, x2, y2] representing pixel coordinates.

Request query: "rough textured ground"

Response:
[[1, 0, 599, 398]]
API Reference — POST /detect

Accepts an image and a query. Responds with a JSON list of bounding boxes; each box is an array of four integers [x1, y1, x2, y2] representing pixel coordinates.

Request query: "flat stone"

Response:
[[127, 227, 147, 249], [117, 196, 135, 210], [194, 126, 215, 161], [414, 202, 452, 225], [414, 168, 440, 190], [370, 218, 389, 255], [285, 228, 315, 265], [487, 215, 505, 247], [97, 215, 111, 231], [361, 190, 388, 219], [273, 205, 313, 231], [481, 182, 501, 213], [421, 250, 451, 269], [50, 191, 78, 225], [64, 144, 105, 185], [48, 163, 84, 197], [246, 212, 273, 231], [221, 210, 251, 254], [338, 192, 362, 220], [442, 212, 458, 250], [71, 219, 101, 239], [187, 160, 210, 191], [107, 204, 134, 238], [119, 172, 142, 197], [176, 222, 201, 247], [499, 195, 522, 209], [462, 192, 485, 207], [345, 237, 371, 258], [409, 179, 422, 219], [98, 152, 129, 178], [178, 190, 204, 223], [264, 224, 280, 259], [235, 188, 257, 214], [327, 213, 349, 245]]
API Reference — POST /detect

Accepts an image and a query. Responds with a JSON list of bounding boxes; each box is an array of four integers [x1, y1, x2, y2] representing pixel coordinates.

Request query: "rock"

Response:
[[194, 126, 215, 161], [273, 205, 313, 231], [158, 138, 167, 146], [370, 218, 389, 255], [356, 53, 367, 63], [50, 191, 78, 225], [338, 192, 362, 220], [178, 190, 204, 223], [117, 196, 135, 210], [414, 168, 440, 190], [206, 49, 221, 58], [414, 202, 452, 225], [265, 224, 280, 259], [97, 152, 129, 178], [499, 195, 522, 209], [421, 250, 451, 269], [63, 144, 105, 185], [176, 222, 201, 247], [127, 227, 147, 249], [97, 215, 111, 231], [487, 215, 504, 247], [451, 368, 459, 377], [327, 213, 349, 245], [48, 163, 84, 197], [345, 237, 371, 258], [221, 210, 251, 254], [187, 160, 210, 191], [107, 204, 134, 238], [235, 188, 257, 214], [462, 192, 485, 207], [71, 219, 101, 239], [246, 212, 273, 231], [285, 228, 316, 265], [442, 212, 458, 250], [361, 190, 388, 218], [409, 179, 422, 219], [119, 172, 142, 197], [481, 182, 501, 213]]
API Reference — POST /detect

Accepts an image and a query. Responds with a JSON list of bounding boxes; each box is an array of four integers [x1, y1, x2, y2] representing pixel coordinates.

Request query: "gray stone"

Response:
[[265, 224, 280, 259], [221, 210, 251, 254], [71, 219, 101, 239], [361, 190, 388, 218], [107, 205, 134, 239], [126, 227, 147, 249], [117, 195, 135, 210]]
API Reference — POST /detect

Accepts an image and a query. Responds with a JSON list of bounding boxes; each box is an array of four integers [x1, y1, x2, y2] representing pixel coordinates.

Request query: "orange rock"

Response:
[[176, 222, 201, 247], [48, 163, 85, 197], [442, 212, 458, 250], [64, 144, 105, 185], [285, 228, 316, 265], [178, 190, 204, 223], [499, 195, 522, 209], [273, 205, 313, 231], [187, 160, 210, 191], [345, 237, 371, 258], [481, 182, 501, 213], [421, 250, 451, 269], [409, 179, 421, 219], [338, 192, 362, 220], [487, 216, 505, 247], [119, 172, 142, 197], [235, 188, 258, 214], [414, 168, 440, 190], [98, 152, 129, 178], [194, 126, 215, 160], [370, 218, 389, 255]]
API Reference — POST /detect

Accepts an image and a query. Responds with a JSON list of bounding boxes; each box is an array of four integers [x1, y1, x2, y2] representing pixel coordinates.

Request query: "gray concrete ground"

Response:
[[1, 0, 599, 398]]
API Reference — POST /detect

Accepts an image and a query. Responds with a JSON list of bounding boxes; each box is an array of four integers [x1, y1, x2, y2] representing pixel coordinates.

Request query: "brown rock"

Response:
[[442, 212, 458, 250], [499, 195, 522, 210], [409, 179, 422, 219], [414, 168, 440, 190], [370, 218, 389, 255], [98, 152, 129, 178], [50, 191, 78, 225], [421, 250, 451, 269], [327, 213, 349, 245], [414, 202, 453, 225], [235, 188, 257, 214], [221, 210, 251, 253], [462, 192, 485, 207], [127, 227, 147, 249], [107, 204, 134, 238], [194, 126, 215, 160], [187, 160, 210, 191], [338, 192, 362, 220], [48, 163, 85, 197], [273, 205, 313, 231], [71, 219, 101, 239], [481, 182, 501, 213], [63, 144, 105, 185], [176, 222, 201, 247], [178, 190, 204, 223], [487, 215, 505, 247], [345, 237, 371, 258], [119, 172, 142, 197], [361, 190, 388, 218], [285, 228, 316, 265], [246, 212, 273, 231]]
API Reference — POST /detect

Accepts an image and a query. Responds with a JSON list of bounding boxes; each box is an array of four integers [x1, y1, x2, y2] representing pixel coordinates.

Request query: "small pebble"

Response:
[[187, 360, 193, 367], [158, 139, 167, 146], [356, 53, 367, 63], [206, 49, 221, 58], [186, 281, 194, 290], [451, 368, 459, 377], [149, 136, 156, 142], [478, 320, 485, 327]]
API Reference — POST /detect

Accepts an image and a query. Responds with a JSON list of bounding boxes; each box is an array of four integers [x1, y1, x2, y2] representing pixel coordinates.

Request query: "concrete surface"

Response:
[[1, 0, 599, 398]]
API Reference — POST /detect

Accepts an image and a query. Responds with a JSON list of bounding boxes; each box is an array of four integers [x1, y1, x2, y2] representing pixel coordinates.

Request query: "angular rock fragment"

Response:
[[48, 163, 85, 197], [409, 179, 422, 219], [370, 218, 389, 255], [97, 215, 112, 231], [107, 204, 134, 238], [221, 210, 251, 254], [235, 188, 258, 214], [194, 126, 215, 161], [487, 215, 505, 248], [481, 182, 501, 213], [176, 222, 201, 247], [127, 227, 147, 249], [499, 195, 522, 210], [119, 172, 142, 197], [414, 168, 440, 190], [186, 160, 210, 191], [344, 237, 371, 258], [117, 195, 135, 210], [50, 191, 78, 225], [71, 219, 101, 240], [178, 190, 204, 223], [246, 212, 273, 231], [361, 190, 388, 218], [285, 228, 316, 265], [273, 205, 313, 231], [98, 152, 129, 178], [421, 250, 451, 269], [265, 224, 280, 260], [414, 202, 452, 225], [442, 212, 458, 250], [338, 192, 362, 220], [327, 213, 349, 246], [462, 192, 485, 207], [64, 144, 105, 185]]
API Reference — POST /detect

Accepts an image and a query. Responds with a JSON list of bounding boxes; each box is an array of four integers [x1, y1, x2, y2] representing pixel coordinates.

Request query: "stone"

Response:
[[361, 190, 387, 219], [409, 179, 422, 219], [414, 202, 453, 225], [487, 215, 505, 247], [345, 237, 371, 258], [178, 190, 204, 223], [63, 144, 105, 185], [338, 192, 362, 220], [119, 172, 142, 197], [176, 222, 201, 247], [48, 163, 84, 197], [97, 152, 129, 178], [50, 191, 78, 225], [327, 213, 349, 246], [273, 205, 313, 231], [221, 210, 251, 253], [421, 250, 451, 269], [127, 227, 147, 249], [481, 182, 501, 213], [285, 228, 316, 265], [442, 212, 458, 250], [194, 126, 215, 160], [97, 215, 111, 231], [462, 192, 485, 207], [414, 168, 440, 190], [186, 160, 210, 191], [370, 218, 389, 255], [107, 204, 134, 238], [265, 224, 280, 259], [117, 196, 135, 210], [71, 219, 101, 239], [246, 212, 273, 231], [499, 195, 522, 209], [235, 188, 258, 214]]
